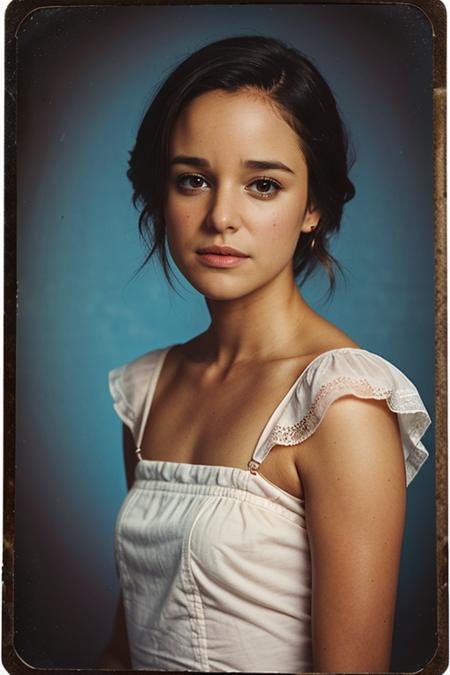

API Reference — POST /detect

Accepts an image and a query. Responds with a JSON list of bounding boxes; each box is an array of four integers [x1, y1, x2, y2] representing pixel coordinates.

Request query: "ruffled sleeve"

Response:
[[255, 349, 430, 486], [109, 348, 170, 447]]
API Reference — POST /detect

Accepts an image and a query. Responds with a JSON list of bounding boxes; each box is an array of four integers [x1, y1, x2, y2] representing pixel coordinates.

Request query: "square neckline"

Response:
[[134, 344, 364, 470]]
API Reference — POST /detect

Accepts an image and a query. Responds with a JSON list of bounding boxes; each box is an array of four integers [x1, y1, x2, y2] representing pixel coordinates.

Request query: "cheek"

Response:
[[164, 203, 191, 241], [264, 212, 303, 256], [165, 196, 201, 229], [164, 203, 203, 264], [265, 209, 303, 237]]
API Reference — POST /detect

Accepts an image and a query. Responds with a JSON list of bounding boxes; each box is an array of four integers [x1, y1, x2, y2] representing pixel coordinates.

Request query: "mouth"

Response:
[[196, 245, 249, 268], [197, 246, 248, 257]]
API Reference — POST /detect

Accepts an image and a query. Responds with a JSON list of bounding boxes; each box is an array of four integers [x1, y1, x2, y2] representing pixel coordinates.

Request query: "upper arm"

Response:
[[96, 593, 132, 668], [298, 396, 406, 673], [95, 427, 136, 667], [123, 423, 138, 490]]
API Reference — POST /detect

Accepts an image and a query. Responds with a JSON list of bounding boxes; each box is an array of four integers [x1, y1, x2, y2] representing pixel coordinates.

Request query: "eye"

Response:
[[246, 178, 283, 199], [176, 174, 210, 192]]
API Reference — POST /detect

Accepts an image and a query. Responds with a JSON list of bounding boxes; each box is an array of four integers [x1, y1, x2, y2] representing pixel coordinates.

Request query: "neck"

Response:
[[201, 270, 313, 366]]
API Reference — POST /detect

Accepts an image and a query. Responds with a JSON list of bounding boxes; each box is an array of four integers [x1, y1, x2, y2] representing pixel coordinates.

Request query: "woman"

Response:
[[99, 36, 430, 672]]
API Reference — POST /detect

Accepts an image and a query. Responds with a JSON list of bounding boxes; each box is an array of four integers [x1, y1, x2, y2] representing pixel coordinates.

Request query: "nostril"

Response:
[[206, 201, 240, 232]]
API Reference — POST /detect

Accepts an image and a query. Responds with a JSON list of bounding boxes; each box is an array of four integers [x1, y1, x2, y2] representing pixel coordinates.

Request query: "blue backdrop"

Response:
[[15, 4, 436, 670]]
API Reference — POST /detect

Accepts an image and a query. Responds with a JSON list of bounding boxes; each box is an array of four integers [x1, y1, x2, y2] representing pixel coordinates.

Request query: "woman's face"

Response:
[[165, 89, 320, 301]]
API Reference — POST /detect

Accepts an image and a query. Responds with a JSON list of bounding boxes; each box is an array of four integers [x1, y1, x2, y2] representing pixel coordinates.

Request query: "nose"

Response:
[[205, 185, 241, 232]]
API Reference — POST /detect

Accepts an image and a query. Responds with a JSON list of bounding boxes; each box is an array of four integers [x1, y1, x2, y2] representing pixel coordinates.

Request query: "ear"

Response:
[[301, 204, 321, 234]]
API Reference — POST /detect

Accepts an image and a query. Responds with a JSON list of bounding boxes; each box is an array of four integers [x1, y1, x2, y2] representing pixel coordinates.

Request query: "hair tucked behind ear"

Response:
[[128, 35, 355, 290]]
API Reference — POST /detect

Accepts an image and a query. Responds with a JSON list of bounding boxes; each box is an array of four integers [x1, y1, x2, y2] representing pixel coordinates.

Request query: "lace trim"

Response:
[[388, 390, 424, 412], [269, 376, 393, 446]]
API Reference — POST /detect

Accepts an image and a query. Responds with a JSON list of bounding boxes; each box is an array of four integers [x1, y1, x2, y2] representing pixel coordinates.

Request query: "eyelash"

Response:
[[176, 173, 210, 192], [247, 177, 284, 199], [175, 173, 284, 199]]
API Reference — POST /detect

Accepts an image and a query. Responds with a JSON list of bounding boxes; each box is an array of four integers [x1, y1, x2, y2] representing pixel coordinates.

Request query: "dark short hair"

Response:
[[128, 35, 355, 289]]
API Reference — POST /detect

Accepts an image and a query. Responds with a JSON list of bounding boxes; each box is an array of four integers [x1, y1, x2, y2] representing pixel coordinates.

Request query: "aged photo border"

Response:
[[3, 0, 447, 672]]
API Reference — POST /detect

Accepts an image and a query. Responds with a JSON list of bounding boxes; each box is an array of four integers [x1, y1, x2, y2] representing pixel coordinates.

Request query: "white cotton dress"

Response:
[[109, 347, 430, 673]]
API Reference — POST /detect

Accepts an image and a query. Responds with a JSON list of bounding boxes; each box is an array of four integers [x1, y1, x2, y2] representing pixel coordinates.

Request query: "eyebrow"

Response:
[[169, 156, 295, 174], [244, 160, 294, 174], [169, 155, 209, 168]]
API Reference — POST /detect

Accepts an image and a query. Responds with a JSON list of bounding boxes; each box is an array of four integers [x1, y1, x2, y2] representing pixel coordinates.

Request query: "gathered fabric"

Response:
[[110, 347, 430, 672]]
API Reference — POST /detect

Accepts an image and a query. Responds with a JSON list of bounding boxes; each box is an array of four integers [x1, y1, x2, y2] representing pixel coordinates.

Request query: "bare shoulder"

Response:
[[154, 335, 207, 386], [166, 332, 211, 368], [298, 395, 405, 496], [299, 307, 360, 359]]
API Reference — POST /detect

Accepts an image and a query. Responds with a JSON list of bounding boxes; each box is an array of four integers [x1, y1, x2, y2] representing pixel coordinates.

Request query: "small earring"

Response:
[[310, 224, 316, 250]]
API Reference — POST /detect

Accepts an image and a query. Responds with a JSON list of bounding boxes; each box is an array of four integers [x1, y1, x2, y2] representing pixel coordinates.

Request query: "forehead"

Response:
[[169, 89, 304, 162]]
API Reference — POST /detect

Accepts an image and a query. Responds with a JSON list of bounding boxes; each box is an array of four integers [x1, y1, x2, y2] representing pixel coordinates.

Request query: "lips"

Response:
[[197, 245, 248, 257], [196, 245, 249, 268]]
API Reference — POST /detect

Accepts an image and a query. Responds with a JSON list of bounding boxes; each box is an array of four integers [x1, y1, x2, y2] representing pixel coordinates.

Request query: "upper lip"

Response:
[[197, 245, 248, 257]]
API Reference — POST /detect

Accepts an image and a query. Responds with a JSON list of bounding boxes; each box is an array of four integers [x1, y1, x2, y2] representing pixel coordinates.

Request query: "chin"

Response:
[[188, 276, 255, 302], [197, 285, 249, 302], [174, 263, 244, 298]]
